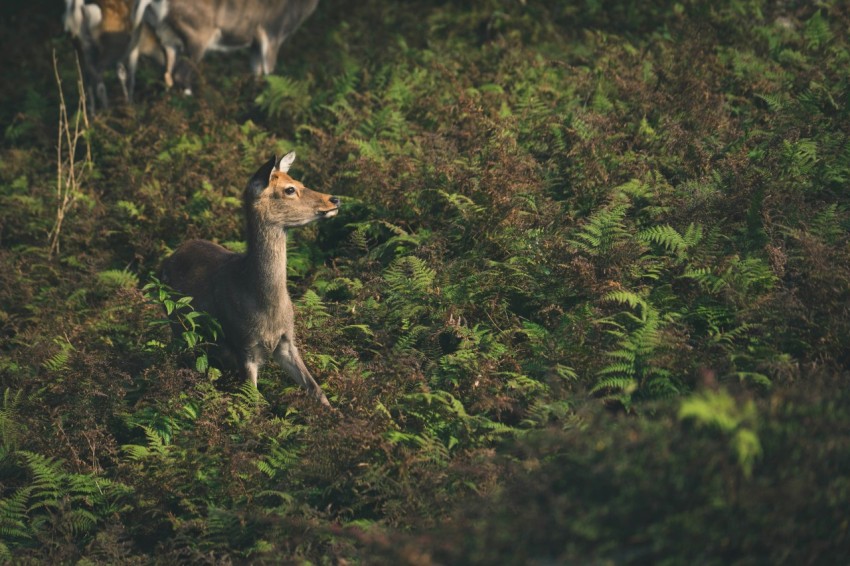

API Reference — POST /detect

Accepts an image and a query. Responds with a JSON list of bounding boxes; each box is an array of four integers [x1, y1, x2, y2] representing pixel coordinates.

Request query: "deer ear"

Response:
[[277, 151, 296, 173], [246, 155, 277, 198]]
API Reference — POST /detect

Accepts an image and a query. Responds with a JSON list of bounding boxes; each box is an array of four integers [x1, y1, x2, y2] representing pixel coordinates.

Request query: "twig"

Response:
[[48, 49, 92, 258]]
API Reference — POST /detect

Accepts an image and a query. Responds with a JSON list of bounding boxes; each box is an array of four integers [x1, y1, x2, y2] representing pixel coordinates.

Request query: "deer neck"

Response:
[[245, 221, 289, 304]]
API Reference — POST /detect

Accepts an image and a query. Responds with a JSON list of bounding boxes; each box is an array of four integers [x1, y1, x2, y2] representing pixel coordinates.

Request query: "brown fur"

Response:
[[98, 0, 130, 34], [160, 153, 339, 406], [64, 0, 164, 112], [131, 0, 319, 91]]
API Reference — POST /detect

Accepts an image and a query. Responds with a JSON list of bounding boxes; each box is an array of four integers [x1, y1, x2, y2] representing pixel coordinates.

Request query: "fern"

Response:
[[783, 138, 818, 176], [2, 451, 132, 550], [352, 137, 386, 162], [41, 337, 75, 373], [568, 203, 629, 256], [122, 425, 173, 461], [603, 290, 647, 311], [227, 381, 268, 424], [437, 323, 508, 388], [0, 486, 32, 543], [257, 444, 299, 479], [0, 388, 24, 455], [520, 398, 575, 428], [97, 269, 139, 290], [384, 256, 436, 308], [615, 178, 654, 201], [754, 92, 784, 113], [809, 203, 845, 244], [590, 376, 638, 395], [593, 293, 679, 405], [684, 256, 776, 303], [258, 411, 307, 480], [439, 190, 485, 219], [804, 10, 832, 50], [393, 321, 430, 355], [297, 289, 331, 329], [679, 389, 761, 477], [22, 451, 63, 510], [326, 57, 361, 108], [392, 390, 517, 460], [638, 223, 702, 260], [255, 75, 312, 119]]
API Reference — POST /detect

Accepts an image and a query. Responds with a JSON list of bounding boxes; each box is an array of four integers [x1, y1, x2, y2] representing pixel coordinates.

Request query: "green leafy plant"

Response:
[[679, 389, 761, 477], [143, 277, 223, 375], [592, 291, 679, 407]]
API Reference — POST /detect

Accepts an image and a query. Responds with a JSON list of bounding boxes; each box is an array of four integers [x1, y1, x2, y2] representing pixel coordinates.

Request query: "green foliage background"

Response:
[[1, 0, 849, 562]]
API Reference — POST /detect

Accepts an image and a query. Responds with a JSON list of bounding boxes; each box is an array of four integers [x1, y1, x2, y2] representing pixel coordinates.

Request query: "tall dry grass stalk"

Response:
[[49, 49, 92, 258]]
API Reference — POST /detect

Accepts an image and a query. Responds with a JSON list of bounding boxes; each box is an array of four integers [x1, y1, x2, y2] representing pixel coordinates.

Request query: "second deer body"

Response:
[[64, 0, 164, 112], [131, 0, 320, 92], [161, 153, 339, 406]]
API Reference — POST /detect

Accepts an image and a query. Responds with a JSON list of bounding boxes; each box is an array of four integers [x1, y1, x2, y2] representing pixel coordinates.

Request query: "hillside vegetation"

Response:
[[1, 0, 849, 563]]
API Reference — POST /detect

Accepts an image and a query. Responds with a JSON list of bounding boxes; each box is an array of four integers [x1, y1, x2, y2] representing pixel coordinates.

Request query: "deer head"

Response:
[[245, 152, 339, 228]]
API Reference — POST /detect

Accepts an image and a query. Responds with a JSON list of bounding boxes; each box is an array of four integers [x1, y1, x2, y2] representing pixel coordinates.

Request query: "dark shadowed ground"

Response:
[[1, 0, 849, 563]]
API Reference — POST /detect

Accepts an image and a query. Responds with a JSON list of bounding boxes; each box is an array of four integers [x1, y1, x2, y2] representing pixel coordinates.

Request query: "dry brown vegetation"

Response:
[[1, 0, 849, 563]]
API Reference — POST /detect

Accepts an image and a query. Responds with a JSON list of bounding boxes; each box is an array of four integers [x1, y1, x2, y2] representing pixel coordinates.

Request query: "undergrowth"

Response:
[[1, 0, 849, 563]]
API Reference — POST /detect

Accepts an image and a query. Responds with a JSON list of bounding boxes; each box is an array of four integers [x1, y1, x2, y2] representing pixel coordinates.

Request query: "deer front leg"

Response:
[[243, 358, 259, 387], [117, 63, 129, 102], [273, 338, 330, 407], [124, 43, 141, 103], [163, 44, 177, 89]]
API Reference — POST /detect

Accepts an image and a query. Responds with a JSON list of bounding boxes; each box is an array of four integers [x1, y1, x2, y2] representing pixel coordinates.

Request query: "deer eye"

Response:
[[284, 187, 296, 196]]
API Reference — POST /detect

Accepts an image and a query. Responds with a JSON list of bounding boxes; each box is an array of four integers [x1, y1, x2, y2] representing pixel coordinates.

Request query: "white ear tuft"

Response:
[[277, 151, 296, 173]]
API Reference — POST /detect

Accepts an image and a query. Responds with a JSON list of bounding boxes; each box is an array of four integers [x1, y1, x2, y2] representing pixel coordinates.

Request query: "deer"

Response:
[[130, 0, 320, 94], [160, 152, 339, 406], [63, 0, 164, 112]]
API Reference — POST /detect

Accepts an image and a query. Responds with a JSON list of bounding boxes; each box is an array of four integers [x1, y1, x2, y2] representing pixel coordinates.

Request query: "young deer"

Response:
[[160, 153, 339, 406], [64, 0, 163, 112], [131, 0, 319, 93]]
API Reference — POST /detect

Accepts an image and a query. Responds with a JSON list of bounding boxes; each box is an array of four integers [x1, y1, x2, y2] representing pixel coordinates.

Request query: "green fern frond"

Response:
[[638, 225, 683, 256], [329, 58, 361, 105], [256, 75, 312, 119], [352, 137, 385, 161], [809, 204, 845, 244], [0, 487, 32, 542], [645, 375, 681, 398], [20, 451, 63, 508], [97, 269, 139, 290], [141, 425, 170, 454], [66, 508, 98, 535], [121, 444, 151, 461], [615, 178, 653, 200], [440, 190, 485, 218], [0, 388, 24, 452], [297, 289, 330, 329], [393, 323, 430, 353], [682, 266, 726, 294], [804, 10, 832, 50], [41, 337, 75, 373], [227, 381, 268, 424], [603, 290, 648, 312], [568, 203, 629, 256], [597, 362, 636, 376], [42, 350, 71, 373], [590, 377, 638, 395], [384, 256, 436, 303], [754, 92, 784, 112]]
